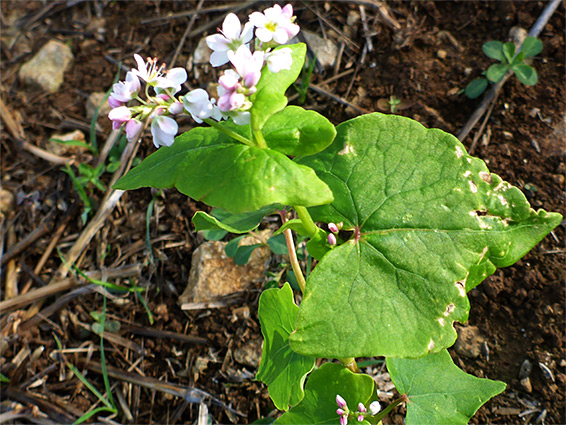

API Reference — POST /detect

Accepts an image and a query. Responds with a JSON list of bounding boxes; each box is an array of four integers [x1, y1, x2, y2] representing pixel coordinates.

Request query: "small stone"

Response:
[[454, 325, 484, 358], [520, 377, 532, 393], [86, 92, 112, 120], [347, 10, 360, 26], [509, 26, 528, 49], [299, 30, 338, 68], [519, 359, 533, 378], [193, 37, 211, 65], [437, 49, 447, 59], [502, 131, 513, 139], [48, 130, 87, 156], [0, 188, 15, 215], [19, 40, 74, 93], [529, 107, 540, 118], [233, 338, 262, 368], [180, 231, 271, 304]]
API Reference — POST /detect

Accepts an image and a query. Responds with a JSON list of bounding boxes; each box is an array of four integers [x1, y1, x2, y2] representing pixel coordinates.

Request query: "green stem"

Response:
[[252, 128, 267, 149], [279, 211, 306, 293], [339, 357, 360, 373], [294, 206, 318, 238], [370, 394, 409, 424], [204, 119, 255, 147]]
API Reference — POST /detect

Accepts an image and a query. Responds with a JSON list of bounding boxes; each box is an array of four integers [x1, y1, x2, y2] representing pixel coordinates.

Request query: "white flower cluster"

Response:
[[108, 4, 299, 148]]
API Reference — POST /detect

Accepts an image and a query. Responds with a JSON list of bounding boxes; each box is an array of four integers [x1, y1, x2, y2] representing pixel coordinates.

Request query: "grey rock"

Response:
[[19, 40, 74, 93], [301, 30, 338, 68], [86, 92, 112, 120]]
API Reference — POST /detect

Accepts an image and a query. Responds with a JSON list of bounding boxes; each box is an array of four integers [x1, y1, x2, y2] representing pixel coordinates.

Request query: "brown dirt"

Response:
[[1, 1, 564, 424]]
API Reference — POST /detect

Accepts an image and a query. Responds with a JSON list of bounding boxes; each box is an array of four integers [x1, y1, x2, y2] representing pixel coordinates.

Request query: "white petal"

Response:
[[272, 28, 289, 44], [249, 12, 266, 27], [184, 88, 209, 104], [241, 22, 254, 43], [210, 50, 229, 67], [255, 27, 273, 43], [222, 13, 241, 40], [206, 34, 229, 51], [166, 68, 187, 85]]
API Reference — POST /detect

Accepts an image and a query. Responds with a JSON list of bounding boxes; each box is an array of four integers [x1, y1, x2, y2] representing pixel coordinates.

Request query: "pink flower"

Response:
[[328, 222, 339, 233], [328, 233, 337, 246], [150, 115, 178, 148], [339, 415, 348, 425], [108, 96, 123, 109], [132, 54, 165, 85], [110, 71, 140, 103], [155, 67, 187, 94], [249, 4, 300, 44], [206, 13, 254, 67], [227, 45, 264, 89], [369, 401, 381, 416], [183, 89, 216, 123], [108, 106, 131, 130], [125, 119, 142, 142]]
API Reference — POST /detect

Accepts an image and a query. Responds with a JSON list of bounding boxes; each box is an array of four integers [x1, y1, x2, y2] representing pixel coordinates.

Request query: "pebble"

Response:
[[86, 92, 112, 120], [509, 26, 528, 49], [0, 188, 15, 215], [454, 325, 484, 358], [299, 30, 338, 68], [19, 40, 74, 93], [437, 49, 447, 59], [520, 377, 532, 393], [538, 362, 555, 382]]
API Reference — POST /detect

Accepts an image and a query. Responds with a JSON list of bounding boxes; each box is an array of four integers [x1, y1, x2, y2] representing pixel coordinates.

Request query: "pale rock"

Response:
[[299, 30, 338, 68], [520, 377, 532, 393], [454, 325, 484, 358], [233, 338, 262, 368], [509, 26, 528, 49], [49, 130, 87, 156], [180, 231, 271, 304], [193, 37, 211, 65], [19, 40, 74, 93], [0, 188, 15, 215], [86, 92, 112, 120], [437, 49, 447, 59]]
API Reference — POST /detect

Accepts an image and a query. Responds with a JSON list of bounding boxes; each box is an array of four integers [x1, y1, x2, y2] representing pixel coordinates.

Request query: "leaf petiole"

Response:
[[204, 118, 255, 147], [369, 394, 409, 424]]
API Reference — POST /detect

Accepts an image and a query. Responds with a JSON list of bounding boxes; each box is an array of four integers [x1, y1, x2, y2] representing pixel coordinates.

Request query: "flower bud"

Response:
[[328, 233, 337, 246], [336, 394, 347, 409], [339, 416, 348, 425], [357, 415, 364, 422], [358, 403, 367, 413], [328, 222, 339, 233], [369, 401, 381, 416], [336, 409, 345, 416]]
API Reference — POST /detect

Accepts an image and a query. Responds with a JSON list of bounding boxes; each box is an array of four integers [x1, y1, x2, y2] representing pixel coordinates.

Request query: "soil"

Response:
[[0, 1, 564, 424]]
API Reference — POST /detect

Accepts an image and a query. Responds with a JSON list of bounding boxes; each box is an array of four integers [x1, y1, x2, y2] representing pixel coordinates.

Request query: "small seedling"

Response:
[[466, 36, 543, 99], [376, 95, 412, 114]]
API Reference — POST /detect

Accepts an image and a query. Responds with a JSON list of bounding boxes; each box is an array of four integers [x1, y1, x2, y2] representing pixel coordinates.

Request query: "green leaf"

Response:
[[486, 63, 509, 82], [263, 106, 336, 156], [387, 350, 506, 425], [305, 228, 330, 261], [257, 283, 316, 411], [465, 78, 488, 99], [502, 42, 516, 63], [521, 36, 543, 58], [274, 219, 310, 236], [275, 363, 375, 424], [114, 126, 333, 213], [512, 64, 538, 86], [250, 44, 307, 132], [232, 243, 263, 265], [267, 233, 289, 255], [193, 205, 279, 234], [225, 235, 246, 257], [290, 113, 562, 358], [482, 41, 504, 61]]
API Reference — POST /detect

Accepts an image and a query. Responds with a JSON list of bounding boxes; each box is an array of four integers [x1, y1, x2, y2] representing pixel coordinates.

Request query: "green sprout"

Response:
[[466, 36, 543, 99]]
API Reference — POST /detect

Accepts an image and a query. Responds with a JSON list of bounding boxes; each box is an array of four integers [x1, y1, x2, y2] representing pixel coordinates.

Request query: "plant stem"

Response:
[[294, 206, 318, 238], [371, 394, 409, 424], [279, 211, 306, 294], [340, 357, 360, 373], [204, 119, 255, 147], [252, 128, 267, 149]]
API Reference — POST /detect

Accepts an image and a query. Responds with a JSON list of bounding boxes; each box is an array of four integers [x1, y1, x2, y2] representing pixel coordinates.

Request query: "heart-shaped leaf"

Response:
[[114, 126, 333, 213], [289, 113, 562, 358], [512, 64, 538, 86], [482, 41, 504, 61], [521, 36, 543, 58], [257, 283, 316, 411], [263, 106, 336, 156], [250, 44, 307, 132], [387, 350, 506, 425], [274, 362, 375, 424], [193, 205, 279, 235], [486, 63, 509, 82]]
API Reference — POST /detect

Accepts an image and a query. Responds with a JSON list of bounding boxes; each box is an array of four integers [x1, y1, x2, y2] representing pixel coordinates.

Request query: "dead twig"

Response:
[[350, 0, 401, 31]]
